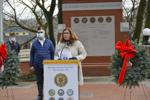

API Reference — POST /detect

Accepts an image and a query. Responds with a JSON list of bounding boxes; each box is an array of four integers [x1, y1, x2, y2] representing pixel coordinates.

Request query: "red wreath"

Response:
[[115, 39, 137, 85], [0, 43, 7, 70]]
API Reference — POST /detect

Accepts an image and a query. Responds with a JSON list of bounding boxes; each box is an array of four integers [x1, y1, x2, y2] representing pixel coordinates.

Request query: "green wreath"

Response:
[[111, 40, 149, 88]]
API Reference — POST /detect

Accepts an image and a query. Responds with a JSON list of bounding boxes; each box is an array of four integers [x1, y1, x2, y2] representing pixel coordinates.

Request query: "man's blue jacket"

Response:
[[30, 39, 55, 68]]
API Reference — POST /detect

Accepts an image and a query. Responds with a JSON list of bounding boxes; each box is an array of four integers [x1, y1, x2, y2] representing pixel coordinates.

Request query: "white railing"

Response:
[[19, 49, 30, 62]]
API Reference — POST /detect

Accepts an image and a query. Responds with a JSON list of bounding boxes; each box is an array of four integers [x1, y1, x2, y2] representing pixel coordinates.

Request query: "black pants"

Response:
[[35, 67, 44, 98]]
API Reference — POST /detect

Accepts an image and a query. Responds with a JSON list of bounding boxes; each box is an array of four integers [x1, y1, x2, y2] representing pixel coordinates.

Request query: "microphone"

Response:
[[59, 41, 70, 60], [65, 41, 70, 46]]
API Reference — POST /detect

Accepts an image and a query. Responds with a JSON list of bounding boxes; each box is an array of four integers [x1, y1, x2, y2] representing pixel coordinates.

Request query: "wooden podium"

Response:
[[43, 60, 80, 100]]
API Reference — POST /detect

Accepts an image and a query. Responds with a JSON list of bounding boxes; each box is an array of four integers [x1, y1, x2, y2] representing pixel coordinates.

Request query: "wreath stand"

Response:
[[0, 88, 15, 100], [122, 82, 148, 100], [0, 67, 15, 100], [112, 39, 149, 100]]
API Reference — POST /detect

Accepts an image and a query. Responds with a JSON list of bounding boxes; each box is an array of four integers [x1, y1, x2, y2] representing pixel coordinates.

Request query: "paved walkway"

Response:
[[0, 77, 150, 100]]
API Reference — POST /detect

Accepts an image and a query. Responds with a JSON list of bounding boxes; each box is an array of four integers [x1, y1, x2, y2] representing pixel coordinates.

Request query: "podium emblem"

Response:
[[58, 89, 65, 96], [67, 89, 74, 96], [54, 73, 68, 87], [67, 97, 74, 100], [49, 97, 55, 100], [48, 89, 55, 96], [58, 97, 64, 100]]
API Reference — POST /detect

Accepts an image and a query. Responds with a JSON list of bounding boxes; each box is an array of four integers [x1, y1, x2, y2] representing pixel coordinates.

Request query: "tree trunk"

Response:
[[58, 0, 63, 24], [57, 0, 63, 43], [133, 0, 146, 42], [46, 14, 56, 47], [145, 0, 150, 28]]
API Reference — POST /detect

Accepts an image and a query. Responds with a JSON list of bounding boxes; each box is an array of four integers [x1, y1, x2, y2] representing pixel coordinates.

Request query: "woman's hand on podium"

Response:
[[69, 57, 77, 60]]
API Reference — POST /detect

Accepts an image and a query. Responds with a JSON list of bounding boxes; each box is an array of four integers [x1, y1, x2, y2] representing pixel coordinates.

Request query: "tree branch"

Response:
[[35, 0, 47, 13], [49, 0, 56, 16], [5, 0, 37, 33], [21, 1, 45, 28], [41, 0, 45, 6]]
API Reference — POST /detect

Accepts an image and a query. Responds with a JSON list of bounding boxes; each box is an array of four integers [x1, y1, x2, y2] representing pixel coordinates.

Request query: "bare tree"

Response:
[[58, 0, 63, 24], [133, 0, 146, 42], [123, 0, 150, 43], [122, 0, 140, 33], [4, 0, 57, 46], [145, 0, 150, 28]]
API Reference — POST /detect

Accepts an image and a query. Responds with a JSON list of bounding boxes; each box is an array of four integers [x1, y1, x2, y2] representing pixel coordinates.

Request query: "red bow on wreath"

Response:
[[115, 39, 137, 85], [0, 43, 7, 70]]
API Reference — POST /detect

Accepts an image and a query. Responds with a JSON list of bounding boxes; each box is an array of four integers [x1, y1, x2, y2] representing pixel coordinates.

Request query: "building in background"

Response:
[[4, 26, 35, 49], [62, 0, 129, 76]]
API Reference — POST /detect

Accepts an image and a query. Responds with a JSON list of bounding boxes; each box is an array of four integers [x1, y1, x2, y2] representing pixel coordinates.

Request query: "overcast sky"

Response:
[[3, 0, 133, 19], [124, 0, 133, 8], [4, 0, 59, 19]]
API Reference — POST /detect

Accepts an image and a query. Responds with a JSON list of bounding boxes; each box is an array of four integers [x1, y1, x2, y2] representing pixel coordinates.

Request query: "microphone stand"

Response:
[[59, 42, 70, 60]]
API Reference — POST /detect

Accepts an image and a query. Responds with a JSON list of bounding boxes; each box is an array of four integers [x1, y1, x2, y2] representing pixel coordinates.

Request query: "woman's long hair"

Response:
[[59, 27, 79, 44]]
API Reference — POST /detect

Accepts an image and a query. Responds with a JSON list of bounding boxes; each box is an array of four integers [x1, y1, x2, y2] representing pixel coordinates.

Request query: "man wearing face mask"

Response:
[[30, 27, 55, 100], [6, 32, 20, 55]]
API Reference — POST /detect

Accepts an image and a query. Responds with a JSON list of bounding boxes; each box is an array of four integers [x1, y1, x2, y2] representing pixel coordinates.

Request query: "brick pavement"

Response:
[[0, 78, 150, 100]]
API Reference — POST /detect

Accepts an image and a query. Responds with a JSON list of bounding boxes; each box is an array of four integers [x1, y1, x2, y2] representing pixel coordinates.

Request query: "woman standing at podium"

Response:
[[55, 27, 87, 85]]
